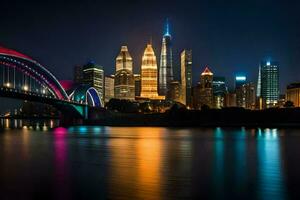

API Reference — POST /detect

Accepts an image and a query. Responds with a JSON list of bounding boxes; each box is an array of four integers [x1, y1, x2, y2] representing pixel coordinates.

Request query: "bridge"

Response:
[[0, 46, 103, 122]]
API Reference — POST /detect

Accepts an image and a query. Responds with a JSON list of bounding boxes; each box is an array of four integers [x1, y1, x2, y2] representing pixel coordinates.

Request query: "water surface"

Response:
[[1, 126, 300, 199]]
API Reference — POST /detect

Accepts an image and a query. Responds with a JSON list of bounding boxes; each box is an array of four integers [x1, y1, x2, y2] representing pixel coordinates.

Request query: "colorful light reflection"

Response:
[[54, 127, 68, 137]]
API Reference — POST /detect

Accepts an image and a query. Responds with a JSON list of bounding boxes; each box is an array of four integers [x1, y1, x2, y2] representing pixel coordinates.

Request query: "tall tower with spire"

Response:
[[159, 19, 173, 97]]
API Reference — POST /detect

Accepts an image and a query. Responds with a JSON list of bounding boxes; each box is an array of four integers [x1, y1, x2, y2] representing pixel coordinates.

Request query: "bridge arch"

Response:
[[0, 46, 68, 100], [69, 85, 103, 107]]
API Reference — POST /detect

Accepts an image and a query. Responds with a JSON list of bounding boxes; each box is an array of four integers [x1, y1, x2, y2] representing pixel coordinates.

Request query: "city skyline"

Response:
[[2, 2, 300, 200], [1, 0, 299, 93]]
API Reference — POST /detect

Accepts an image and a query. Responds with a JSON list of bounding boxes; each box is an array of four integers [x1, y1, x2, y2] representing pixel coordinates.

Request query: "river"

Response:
[[0, 122, 300, 199]]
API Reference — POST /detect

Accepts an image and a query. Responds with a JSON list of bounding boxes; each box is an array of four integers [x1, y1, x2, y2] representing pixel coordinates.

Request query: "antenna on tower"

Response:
[[150, 36, 153, 45], [164, 18, 170, 36]]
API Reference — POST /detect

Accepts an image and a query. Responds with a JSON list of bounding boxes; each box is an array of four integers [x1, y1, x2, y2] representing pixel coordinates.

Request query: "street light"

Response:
[[23, 85, 29, 91]]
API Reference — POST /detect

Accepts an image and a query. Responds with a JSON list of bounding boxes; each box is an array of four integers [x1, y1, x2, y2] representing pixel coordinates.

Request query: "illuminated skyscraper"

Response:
[[212, 77, 227, 108], [224, 91, 237, 107], [180, 50, 192, 107], [236, 80, 256, 109], [286, 83, 300, 107], [235, 75, 247, 107], [114, 69, 135, 100], [199, 66, 214, 108], [159, 19, 173, 97], [169, 81, 181, 102], [140, 44, 164, 100], [114, 46, 135, 100], [257, 66, 261, 97], [134, 74, 141, 97], [260, 61, 279, 108], [82, 61, 104, 102], [104, 75, 114, 103], [193, 67, 214, 110], [243, 82, 256, 109], [235, 75, 246, 88], [116, 46, 133, 72]]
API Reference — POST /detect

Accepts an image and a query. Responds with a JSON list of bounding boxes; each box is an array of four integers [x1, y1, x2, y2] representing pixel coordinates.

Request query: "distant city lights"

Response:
[[23, 85, 28, 91], [235, 76, 246, 81]]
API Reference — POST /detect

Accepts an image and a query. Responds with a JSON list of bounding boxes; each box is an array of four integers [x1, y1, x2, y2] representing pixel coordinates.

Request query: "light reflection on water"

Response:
[[0, 126, 296, 199], [0, 118, 59, 130], [256, 128, 287, 200]]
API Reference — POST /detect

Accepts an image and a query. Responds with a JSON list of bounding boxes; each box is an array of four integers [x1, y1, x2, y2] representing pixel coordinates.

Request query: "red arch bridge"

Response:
[[0, 46, 104, 120]]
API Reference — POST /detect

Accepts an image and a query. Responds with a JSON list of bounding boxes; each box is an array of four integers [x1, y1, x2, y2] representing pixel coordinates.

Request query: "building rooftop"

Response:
[[287, 83, 300, 89], [201, 66, 213, 76], [83, 61, 103, 70]]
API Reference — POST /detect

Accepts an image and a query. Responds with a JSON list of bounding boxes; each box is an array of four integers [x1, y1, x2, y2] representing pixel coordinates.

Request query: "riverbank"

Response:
[[85, 107, 300, 127]]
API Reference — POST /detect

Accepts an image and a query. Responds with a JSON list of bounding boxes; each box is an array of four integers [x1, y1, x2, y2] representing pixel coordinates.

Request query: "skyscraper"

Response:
[[260, 61, 279, 108], [235, 75, 246, 88], [140, 44, 164, 100], [180, 50, 192, 107], [134, 74, 141, 97], [236, 81, 256, 109], [199, 66, 214, 108], [82, 61, 104, 102], [114, 46, 135, 100], [104, 75, 114, 103], [235, 75, 247, 107], [159, 19, 173, 97], [224, 91, 237, 107], [169, 81, 181, 103], [243, 82, 256, 109], [286, 83, 300, 107], [257, 66, 261, 97], [116, 46, 133, 72], [114, 69, 135, 100], [212, 77, 227, 108]]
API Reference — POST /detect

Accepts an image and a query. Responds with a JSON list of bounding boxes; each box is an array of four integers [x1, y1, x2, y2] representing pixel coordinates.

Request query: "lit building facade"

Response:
[[159, 20, 173, 97], [286, 83, 300, 107], [169, 81, 181, 103], [134, 74, 141, 97], [278, 94, 286, 108], [259, 61, 279, 108], [235, 75, 256, 109], [192, 83, 201, 110], [140, 44, 164, 100], [212, 76, 227, 108], [244, 82, 256, 109], [235, 75, 247, 88], [257, 66, 261, 97], [104, 75, 114, 103], [114, 69, 135, 100], [199, 67, 214, 108], [82, 61, 104, 102], [116, 46, 133, 72], [180, 49, 192, 107], [235, 75, 247, 107], [224, 91, 237, 107], [114, 46, 135, 100], [236, 82, 256, 109]]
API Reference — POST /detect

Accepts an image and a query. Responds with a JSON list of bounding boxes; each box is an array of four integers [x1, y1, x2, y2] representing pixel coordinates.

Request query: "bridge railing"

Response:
[[0, 86, 89, 105]]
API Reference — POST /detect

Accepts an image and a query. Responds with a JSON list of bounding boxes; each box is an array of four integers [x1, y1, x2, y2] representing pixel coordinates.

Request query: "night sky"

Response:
[[1, 0, 300, 92]]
